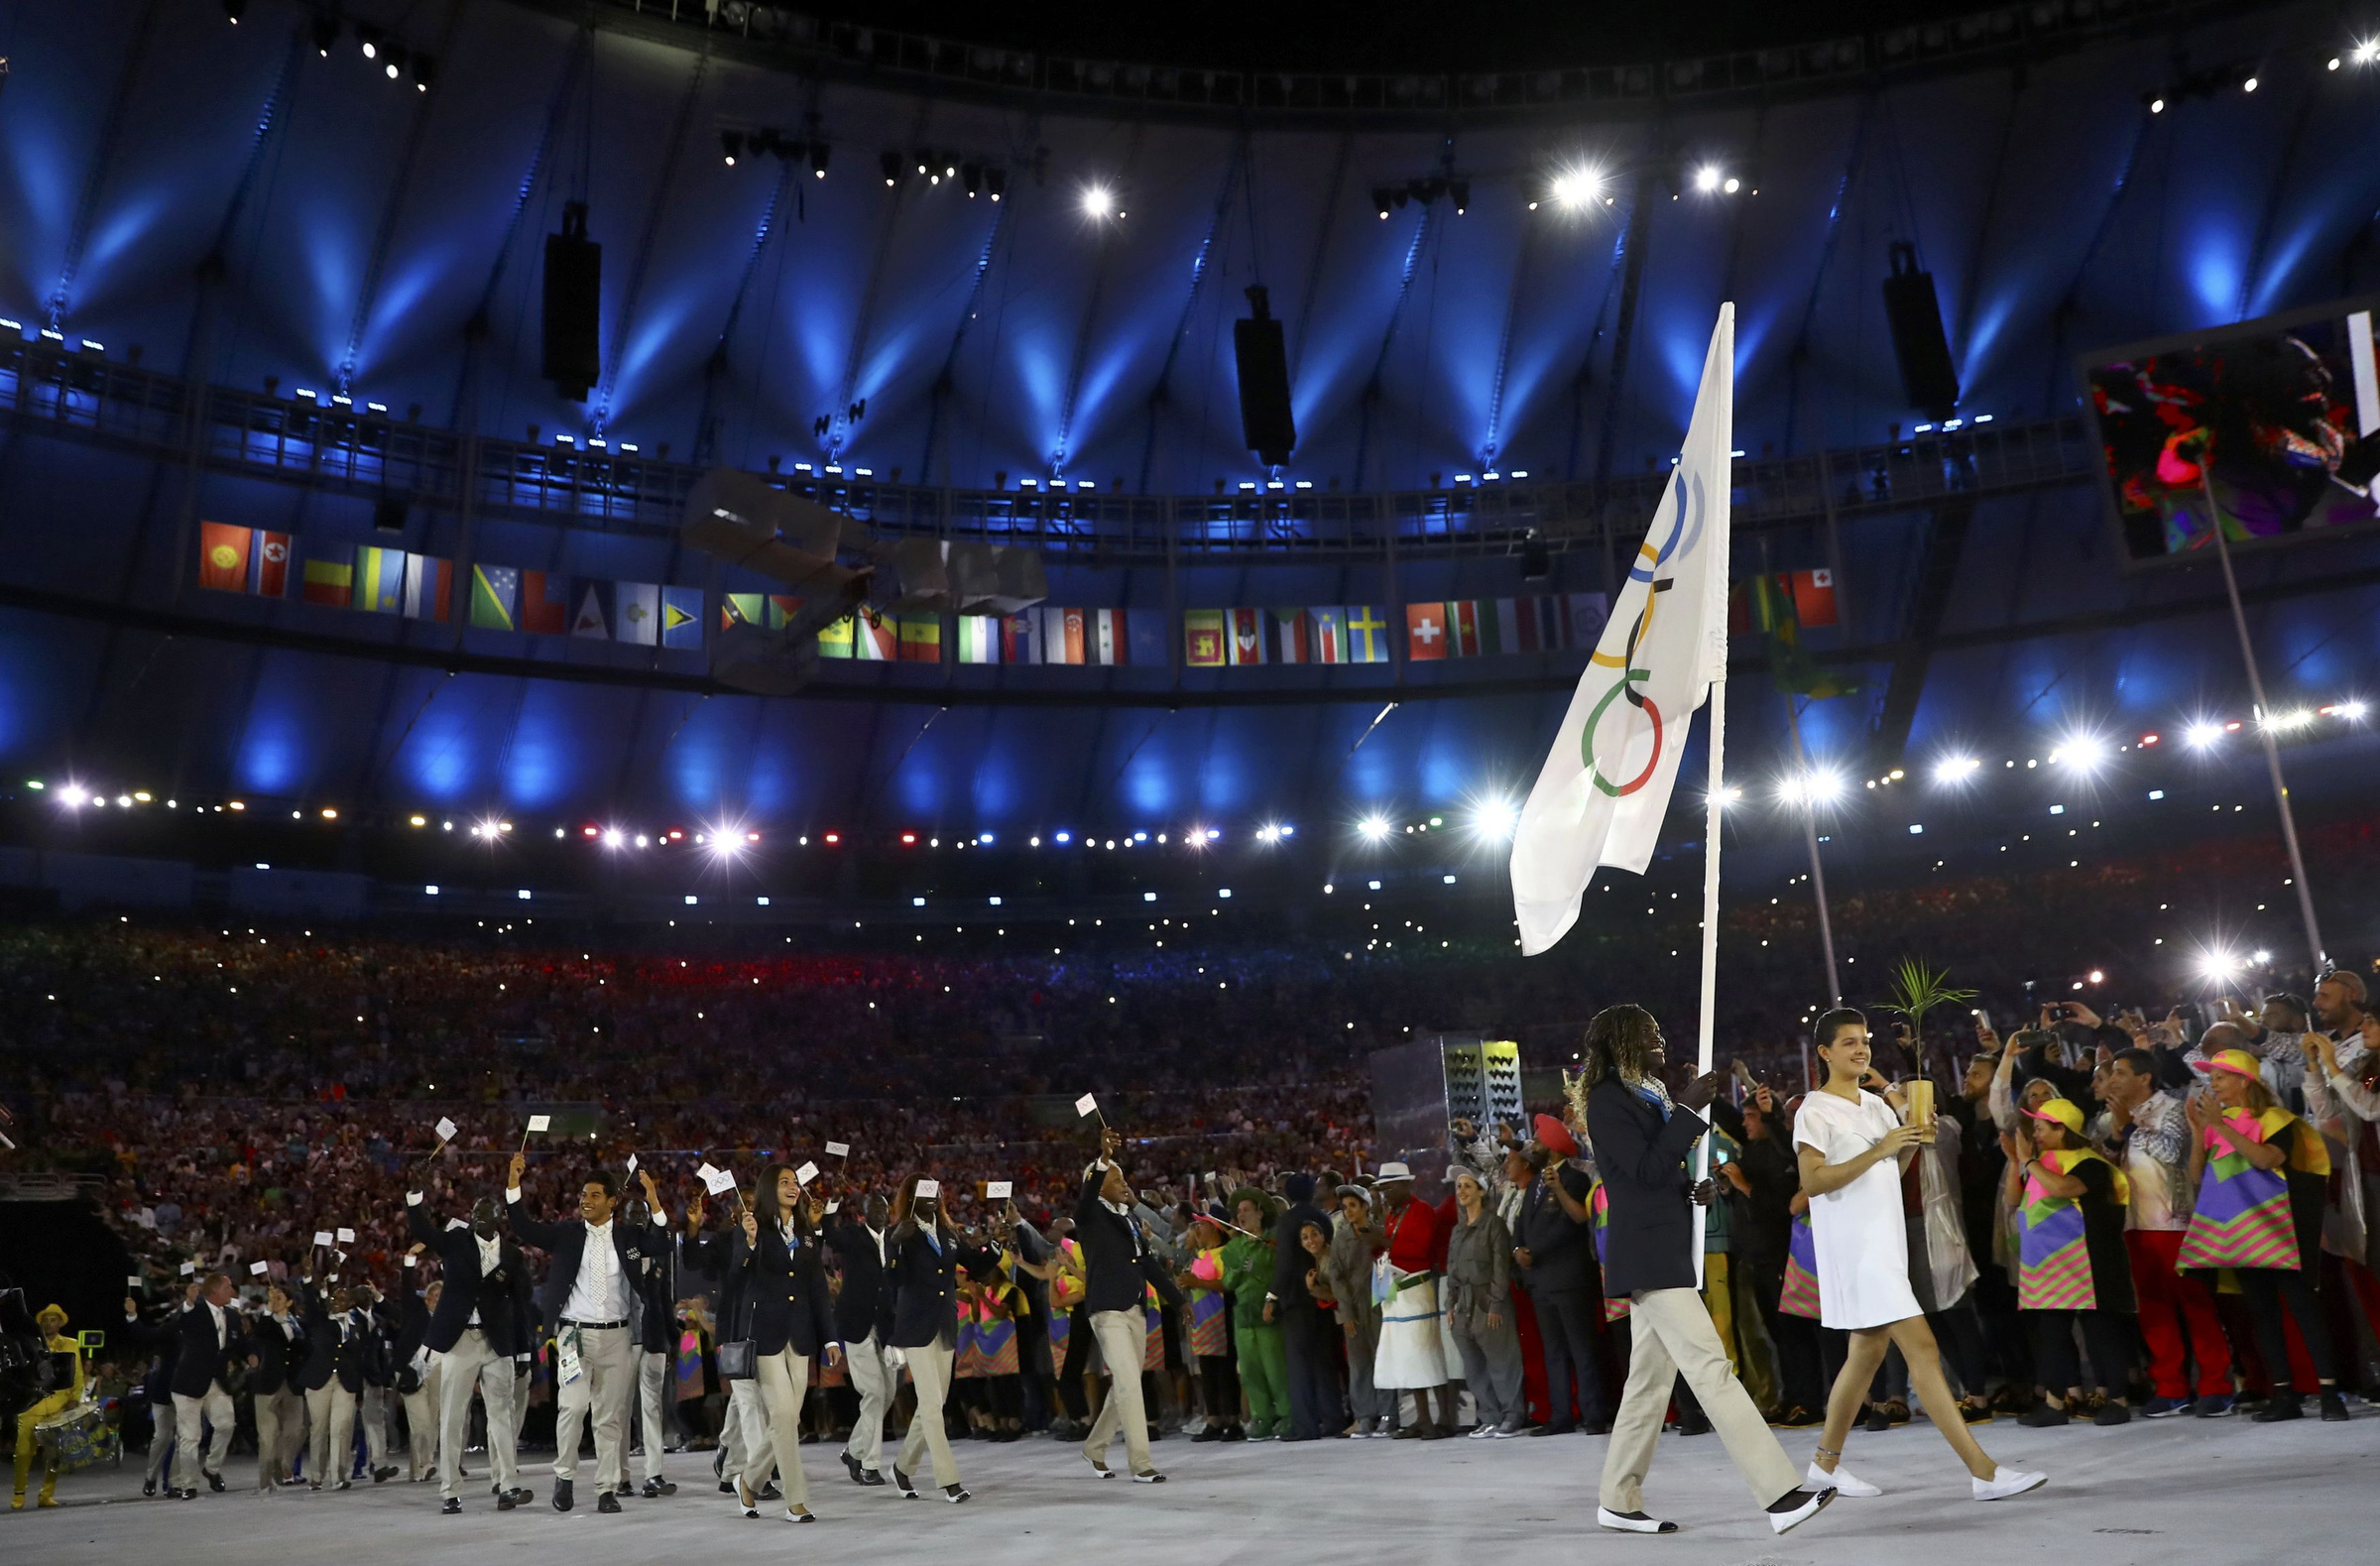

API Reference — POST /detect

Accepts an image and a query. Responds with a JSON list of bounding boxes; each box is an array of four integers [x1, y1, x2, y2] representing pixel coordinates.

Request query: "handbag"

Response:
[[717, 1270, 759, 1382]]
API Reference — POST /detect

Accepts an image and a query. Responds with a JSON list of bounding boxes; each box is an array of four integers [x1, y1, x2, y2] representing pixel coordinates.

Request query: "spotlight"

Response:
[[810, 140, 830, 178], [1693, 165, 1721, 192], [1450, 179, 1469, 214], [962, 162, 982, 197], [721, 130, 744, 167], [2185, 719, 2224, 748], [1778, 770, 1844, 805], [1081, 183, 1114, 219], [1723, 176, 1740, 194], [1360, 815, 1391, 842], [1474, 799, 1519, 841], [1932, 755, 1980, 783], [2252, 948, 2273, 965], [603, 828, 624, 847], [2200, 951, 2240, 983], [358, 24, 381, 59], [384, 47, 405, 80], [312, 13, 339, 54], [2357, 40, 2380, 64], [2339, 699, 2369, 722], [985, 167, 1007, 201], [2087, 969, 2105, 985], [880, 148, 901, 186], [1549, 167, 1600, 210], [222, 0, 245, 23], [60, 783, 88, 808], [2263, 707, 2314, 731], [2149, 96, 2166, 113], [1372, 187, 1393, 220], [411, 53, 434, 91], [2242, 75, 2258, 92], [2053, 733, 2109, 772]]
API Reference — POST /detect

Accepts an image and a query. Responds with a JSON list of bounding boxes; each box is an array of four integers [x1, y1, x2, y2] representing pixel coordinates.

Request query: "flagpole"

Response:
[[1691, 674, 1726, 1287]]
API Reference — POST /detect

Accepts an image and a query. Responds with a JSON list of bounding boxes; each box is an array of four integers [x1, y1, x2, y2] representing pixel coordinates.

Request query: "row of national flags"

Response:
[[197, 524, 1816, 672]]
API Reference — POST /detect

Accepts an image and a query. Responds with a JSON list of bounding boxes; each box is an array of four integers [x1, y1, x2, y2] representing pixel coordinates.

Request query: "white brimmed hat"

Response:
[[1374, 1160, 1414, 1182]]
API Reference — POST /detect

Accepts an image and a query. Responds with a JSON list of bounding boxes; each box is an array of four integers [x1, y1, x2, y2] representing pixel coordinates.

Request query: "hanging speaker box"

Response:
[[1882, 240, 1960, 422], [1234, 285, 1296, 467], [542, 201, 602, 402]]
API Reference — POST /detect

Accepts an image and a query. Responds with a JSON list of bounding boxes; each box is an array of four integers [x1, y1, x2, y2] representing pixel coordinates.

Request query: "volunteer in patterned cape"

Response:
[[2001, 1098, 2137, 1425], [2181, 1048, 2350, 1420]]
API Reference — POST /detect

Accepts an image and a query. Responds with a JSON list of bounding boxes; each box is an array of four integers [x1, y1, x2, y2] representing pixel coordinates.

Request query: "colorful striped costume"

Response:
[[1780, 1211, 1822, 1320], [1588, 1181, 1630, 1322], [2178, 1108, 2323, 1272], [1187, 1246, 1231, 1360], [2017, 1148, 2129, 1311]]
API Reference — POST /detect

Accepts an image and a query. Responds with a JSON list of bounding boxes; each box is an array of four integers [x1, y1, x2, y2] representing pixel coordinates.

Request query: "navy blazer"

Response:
[[169, 1301, 244, 1399], [407, 1202, 534, 1357], [1512, 1164, 1598, 1293], [743, 1224, 840, 1359], [245, 1311, 304, 1395], [822, 1217, 895, 1346], [1584, 1077, 1709, 1297], [885, 1219, 996, 1350], [505, 1191, 668, 1326]]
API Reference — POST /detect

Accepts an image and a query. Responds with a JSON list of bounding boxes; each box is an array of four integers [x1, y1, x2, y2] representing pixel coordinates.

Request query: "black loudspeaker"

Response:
[[1233, 285, 1296, 467], [1881, 240, 1960, 422], [542, 201, 601, 402]]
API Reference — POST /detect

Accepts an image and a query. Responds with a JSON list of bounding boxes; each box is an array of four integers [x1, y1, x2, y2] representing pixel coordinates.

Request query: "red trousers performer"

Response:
[[2125, 1231, 2230, 1399]]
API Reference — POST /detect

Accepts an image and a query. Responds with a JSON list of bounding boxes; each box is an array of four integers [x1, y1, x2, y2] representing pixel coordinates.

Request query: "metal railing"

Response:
[[0, 333, 2099, 565], [581, 0, 2243, 125]]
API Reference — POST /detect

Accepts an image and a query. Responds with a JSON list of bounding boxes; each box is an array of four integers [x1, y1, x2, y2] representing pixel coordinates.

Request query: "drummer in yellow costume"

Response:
[[13, 1303, 85, 1508]]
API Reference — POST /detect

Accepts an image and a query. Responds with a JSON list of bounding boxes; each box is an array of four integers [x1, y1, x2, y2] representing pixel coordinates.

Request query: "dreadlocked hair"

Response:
[[1579, 1004, 1667, 1097]]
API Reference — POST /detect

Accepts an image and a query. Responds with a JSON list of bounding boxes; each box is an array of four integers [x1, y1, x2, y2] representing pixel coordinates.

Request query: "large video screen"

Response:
[[2082, 297, 2380, 562]]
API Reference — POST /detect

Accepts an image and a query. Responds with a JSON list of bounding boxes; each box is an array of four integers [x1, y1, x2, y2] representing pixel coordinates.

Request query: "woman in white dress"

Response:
[[1795, 1009, 2045, 1504]]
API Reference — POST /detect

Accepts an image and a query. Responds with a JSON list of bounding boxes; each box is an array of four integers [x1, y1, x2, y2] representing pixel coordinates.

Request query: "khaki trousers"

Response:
[[894, 1341, 960, 1488], [401, 1364, 439, 1479], [755, 1350, 814, 1507], [434, 1330, 518, 1501], [842, 1332, 895, 1473], [722, 1377, 774, 1490], [253, 1385, 303, 1487], [1081, 1309, 1153, 1473], [634, 1352, 669, 1483], [551, 1323, 634, 1492], [1600, 1286, 1801, 1515], [304, 1383, 356, 1485], [172, 1384, 235, 1492]]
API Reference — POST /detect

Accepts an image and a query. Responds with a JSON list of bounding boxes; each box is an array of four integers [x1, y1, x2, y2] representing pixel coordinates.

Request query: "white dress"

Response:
[[1793, 1088, 1924, 1330]]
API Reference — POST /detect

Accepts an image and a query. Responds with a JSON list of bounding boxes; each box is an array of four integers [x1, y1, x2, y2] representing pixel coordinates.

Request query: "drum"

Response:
[[35, 1401, 113, 1474]]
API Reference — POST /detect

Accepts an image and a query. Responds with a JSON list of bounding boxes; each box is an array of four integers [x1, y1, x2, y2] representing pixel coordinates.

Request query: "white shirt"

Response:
[[562, 1218, 627, 1323], [203, 1300, 227, 1347]]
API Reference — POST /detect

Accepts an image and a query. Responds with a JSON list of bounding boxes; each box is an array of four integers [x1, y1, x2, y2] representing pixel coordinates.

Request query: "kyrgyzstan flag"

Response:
[[1405, 602, 1450, 662], [198, 523, 251, 592]]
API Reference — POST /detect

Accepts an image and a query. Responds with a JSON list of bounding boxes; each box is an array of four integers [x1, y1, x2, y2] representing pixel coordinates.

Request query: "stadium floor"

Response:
[[7, 1407, 2374, 1563]]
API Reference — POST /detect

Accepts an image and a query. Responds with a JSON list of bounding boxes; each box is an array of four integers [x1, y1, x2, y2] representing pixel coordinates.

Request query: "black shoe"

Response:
[[1191, 1425, 1222, 1442], [173, 1487, 195, 1500], [943, 1484, 971, 1504], [2092, 1402, 2132, 1427], [373, 1466, 399, 1484], [2019, 1405, 2070, 1428], [641, 1477, 676, 1497], [506, 1488, 534, 1506], [143, 1479, 157, 1498], [1862, 1407, 1890, 1433], [597, 1491, 621, 1514], [1528, 1422, 1576, 1437], [2320, 1389, 2350, 1422], [759, 1480, 780, 1501], [2253, 1395, 2304, 1423], [496, 1491, 517, 1511], [842, 1453, 874, 1486], [1583, 1418, 1614, 1436], [1220, 1426, 1246, 1442], [719, 1481, 736, 1494], [441, 1498, 462, 1514], [551, 1479, 574, 1512], [206, 1471, 226, 1494], [1675, 1410, 1713, 1437], [713, 1449, 727, 1480]]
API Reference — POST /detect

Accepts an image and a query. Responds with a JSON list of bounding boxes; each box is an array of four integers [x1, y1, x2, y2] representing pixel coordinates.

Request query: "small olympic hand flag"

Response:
[[795, 1161, 819, 1185]]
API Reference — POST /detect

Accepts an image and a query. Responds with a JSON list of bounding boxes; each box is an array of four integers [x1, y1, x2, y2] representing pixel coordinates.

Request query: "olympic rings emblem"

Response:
[[1578, 468, 1701, 798]]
